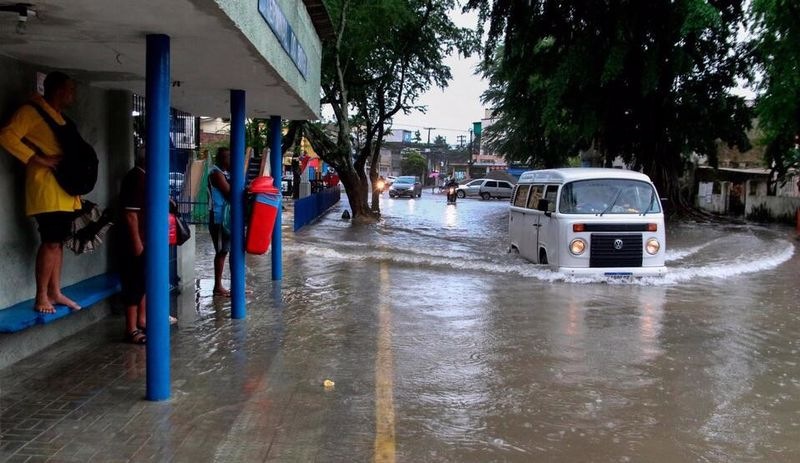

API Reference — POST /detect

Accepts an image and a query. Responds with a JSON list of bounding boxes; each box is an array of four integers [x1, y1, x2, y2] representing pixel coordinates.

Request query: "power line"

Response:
[[389, 122, 470, 133]]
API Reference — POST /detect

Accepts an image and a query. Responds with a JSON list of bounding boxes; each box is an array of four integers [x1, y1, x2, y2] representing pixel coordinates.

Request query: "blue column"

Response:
[[269, 115, 283, 280], [145, 34, 170, 401], [230, 90, 246, 319]]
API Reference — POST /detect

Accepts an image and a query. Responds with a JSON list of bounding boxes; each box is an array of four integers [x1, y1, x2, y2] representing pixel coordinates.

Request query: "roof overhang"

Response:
[[0, 0, 328, 119]]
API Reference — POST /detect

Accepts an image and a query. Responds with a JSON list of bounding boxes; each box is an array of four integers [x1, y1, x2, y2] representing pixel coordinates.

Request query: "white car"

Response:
[[456, 178, 515, 200]]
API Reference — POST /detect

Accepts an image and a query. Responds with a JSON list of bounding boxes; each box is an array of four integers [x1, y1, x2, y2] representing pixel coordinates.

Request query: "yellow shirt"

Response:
[[0, 95, 81, 216]]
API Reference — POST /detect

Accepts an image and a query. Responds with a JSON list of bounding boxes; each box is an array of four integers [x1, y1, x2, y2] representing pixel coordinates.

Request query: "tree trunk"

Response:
[[338, 168, 376, 222]]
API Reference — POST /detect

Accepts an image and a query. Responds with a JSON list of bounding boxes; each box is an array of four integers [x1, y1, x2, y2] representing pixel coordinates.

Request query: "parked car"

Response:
[[388, 176, 422, 198], [456, 178, 514, 200]]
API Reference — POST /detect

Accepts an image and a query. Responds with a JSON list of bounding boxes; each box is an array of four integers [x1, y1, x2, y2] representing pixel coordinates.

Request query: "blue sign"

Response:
[[258, 0, 308, 78]]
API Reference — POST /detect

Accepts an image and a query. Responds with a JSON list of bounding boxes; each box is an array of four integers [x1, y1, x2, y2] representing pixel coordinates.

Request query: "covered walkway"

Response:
[[0, 0, 331, 401]]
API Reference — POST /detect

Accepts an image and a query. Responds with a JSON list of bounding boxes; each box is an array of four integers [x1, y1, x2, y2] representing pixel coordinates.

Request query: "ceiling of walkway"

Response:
[[0, 0, 322, 119]]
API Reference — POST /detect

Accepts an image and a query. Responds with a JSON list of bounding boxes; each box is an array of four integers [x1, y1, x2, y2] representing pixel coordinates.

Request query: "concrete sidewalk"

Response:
[[0, 231, 377, 462]]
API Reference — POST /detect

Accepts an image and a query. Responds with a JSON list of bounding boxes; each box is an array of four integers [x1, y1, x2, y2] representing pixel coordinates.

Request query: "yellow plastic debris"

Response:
[[323, 379, 335, 389]]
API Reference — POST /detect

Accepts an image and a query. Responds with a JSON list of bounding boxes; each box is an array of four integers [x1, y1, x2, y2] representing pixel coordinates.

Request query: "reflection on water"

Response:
[[197, 196, 799, 462]]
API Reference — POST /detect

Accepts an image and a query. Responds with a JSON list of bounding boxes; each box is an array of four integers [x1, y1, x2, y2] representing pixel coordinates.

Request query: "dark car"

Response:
[[388, 176, 422, 198]]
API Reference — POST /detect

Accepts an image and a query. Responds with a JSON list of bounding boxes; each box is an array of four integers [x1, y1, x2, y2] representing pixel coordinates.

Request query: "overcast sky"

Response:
[[388, 8, 487, 147]]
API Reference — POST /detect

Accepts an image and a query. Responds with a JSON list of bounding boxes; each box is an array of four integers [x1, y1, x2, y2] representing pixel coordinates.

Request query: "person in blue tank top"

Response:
[[208, 147, 231, 297]]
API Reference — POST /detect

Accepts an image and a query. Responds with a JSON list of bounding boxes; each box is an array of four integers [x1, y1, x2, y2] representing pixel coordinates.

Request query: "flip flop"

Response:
[[126, 329, 146, 345]]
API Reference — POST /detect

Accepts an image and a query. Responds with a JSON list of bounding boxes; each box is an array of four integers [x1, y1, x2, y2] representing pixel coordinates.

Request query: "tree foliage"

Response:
[[401, 150, 427, 177], [289, 0, 476, 220], [466, 0, 752, 205], [748, 0, 800, 180]]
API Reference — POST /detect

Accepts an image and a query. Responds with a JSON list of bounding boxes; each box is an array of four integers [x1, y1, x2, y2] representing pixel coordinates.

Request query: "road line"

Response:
[[374, 263, 395, 463]]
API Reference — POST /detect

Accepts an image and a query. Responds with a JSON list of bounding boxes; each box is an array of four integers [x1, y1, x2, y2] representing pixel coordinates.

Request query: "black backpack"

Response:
[[28, 104, 98, 196]]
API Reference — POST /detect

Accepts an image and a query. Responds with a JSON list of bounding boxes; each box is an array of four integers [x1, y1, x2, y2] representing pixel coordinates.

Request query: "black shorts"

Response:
[[120, 253, 145, 306], [209, 220, 231, 254], [34, 211, 75, 243]]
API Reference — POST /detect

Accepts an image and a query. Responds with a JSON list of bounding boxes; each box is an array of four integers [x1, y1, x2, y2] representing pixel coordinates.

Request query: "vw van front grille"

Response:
[[590, 234, 642, 267]]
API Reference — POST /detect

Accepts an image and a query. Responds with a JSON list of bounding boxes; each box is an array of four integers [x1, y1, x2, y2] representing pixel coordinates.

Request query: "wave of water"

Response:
[[286, 232, 795, 286]]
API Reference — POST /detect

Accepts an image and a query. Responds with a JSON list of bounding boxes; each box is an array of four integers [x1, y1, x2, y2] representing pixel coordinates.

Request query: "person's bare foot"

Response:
[[50, 293, 81, 311], [34, 299, 55, 314], [213, 287, 231, 297]]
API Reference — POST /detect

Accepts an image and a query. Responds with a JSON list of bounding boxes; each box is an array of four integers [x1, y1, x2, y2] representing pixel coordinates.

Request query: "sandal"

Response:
[[126, 329, 146, 345]]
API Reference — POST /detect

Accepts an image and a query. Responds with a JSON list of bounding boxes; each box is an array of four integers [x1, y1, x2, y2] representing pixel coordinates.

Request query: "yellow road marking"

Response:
[[374, 263, 395, 463]]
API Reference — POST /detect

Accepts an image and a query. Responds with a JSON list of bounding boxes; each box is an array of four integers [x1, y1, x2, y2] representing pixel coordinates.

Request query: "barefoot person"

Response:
[[0, 71, 82, 313], [208, 147, 232, 297]]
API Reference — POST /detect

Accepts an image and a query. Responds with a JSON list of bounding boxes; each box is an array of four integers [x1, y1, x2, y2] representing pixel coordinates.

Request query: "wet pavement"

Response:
[[1, 192, 800, 462]]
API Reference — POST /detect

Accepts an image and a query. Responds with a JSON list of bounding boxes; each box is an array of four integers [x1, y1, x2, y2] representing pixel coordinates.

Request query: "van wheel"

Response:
[[481, 192, 491, 200], [456, 190, 465, 199], [539, 249, 548, 265]]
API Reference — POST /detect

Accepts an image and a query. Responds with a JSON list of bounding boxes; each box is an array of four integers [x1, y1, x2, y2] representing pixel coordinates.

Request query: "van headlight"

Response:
[[569, 238, 587, 255], [645, 238, 660, 255]]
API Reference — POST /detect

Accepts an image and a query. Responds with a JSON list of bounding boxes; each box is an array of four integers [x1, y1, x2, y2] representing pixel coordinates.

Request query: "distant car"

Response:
[[456, 178, 514, 200], [389, 176, 422, 198], [386, 175, 397, 185]]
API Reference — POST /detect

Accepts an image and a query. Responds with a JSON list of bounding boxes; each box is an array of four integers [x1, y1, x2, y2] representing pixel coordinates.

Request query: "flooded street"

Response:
[[225, 193, 800, 462], [2, 192, 799, 462]]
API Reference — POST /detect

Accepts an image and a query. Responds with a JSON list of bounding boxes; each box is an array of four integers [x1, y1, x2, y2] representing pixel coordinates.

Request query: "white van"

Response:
[[509, 168, 666, 277]]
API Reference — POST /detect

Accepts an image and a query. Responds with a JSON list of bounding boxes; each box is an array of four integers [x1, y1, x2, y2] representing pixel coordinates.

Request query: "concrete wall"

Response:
[[217, 0, 323, 116], [0, 55, 133, 308], [745, 196, 800, 221], [697, 181, 731, 214]]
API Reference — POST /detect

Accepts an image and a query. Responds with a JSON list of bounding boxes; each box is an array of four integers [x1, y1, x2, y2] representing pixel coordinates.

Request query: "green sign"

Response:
[[472, 121, 482, 137]]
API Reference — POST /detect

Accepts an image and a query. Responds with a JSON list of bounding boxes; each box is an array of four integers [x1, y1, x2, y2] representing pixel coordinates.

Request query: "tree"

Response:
[[467, 0, 752, 207], [289, 0, 476, 221], [401, 150, 427, 177], [748, 0, 800, 184]]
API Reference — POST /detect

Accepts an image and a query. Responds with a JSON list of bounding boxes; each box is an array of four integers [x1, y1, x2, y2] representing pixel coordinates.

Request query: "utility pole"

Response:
[[456, 134, 466, 147], [424, 127, 434, 146], [423, 127, 435, 179]]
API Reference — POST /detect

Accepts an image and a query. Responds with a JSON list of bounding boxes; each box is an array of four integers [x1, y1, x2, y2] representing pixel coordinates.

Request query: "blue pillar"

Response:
[[145, 34, 170, 401], [269, 115, 283, 280], [230, 90, 246, 319]]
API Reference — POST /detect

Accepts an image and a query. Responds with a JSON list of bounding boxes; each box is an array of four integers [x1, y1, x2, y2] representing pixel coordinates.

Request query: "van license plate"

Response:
[[605, 272, 633, 278]]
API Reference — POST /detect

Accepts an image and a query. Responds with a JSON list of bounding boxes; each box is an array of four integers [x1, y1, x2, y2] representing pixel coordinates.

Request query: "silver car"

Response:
[[456, 178, 514, 200], [388, 176, 422, 198]]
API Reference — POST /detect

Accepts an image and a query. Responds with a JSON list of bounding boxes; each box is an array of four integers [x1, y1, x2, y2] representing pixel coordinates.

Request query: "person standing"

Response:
[[119, 148, 147, 344], [0, 71, 82, 313], [208, 147, 232, 297]]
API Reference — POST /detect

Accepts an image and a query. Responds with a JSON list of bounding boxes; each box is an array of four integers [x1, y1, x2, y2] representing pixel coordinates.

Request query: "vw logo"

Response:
[[613, 239, 624, 250]]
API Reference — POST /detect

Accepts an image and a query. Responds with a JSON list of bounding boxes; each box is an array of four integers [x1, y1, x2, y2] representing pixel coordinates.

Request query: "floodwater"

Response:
[[204, 193, 800, 461]]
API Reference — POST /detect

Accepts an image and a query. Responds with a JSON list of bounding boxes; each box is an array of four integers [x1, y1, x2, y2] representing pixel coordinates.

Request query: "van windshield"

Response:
[[559, 179, 661, 214]]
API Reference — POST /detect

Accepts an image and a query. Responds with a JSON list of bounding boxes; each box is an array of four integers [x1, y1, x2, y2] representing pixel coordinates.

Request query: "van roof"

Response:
[[517, 168, 654, 184]]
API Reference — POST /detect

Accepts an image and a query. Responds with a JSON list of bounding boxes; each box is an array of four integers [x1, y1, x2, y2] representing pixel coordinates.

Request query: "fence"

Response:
[[294, 187, 341, 231]]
